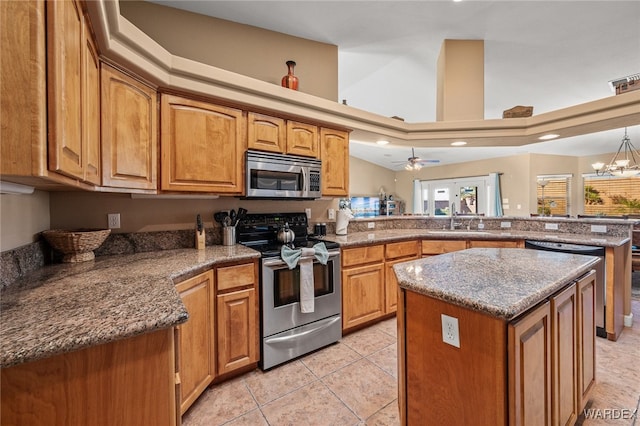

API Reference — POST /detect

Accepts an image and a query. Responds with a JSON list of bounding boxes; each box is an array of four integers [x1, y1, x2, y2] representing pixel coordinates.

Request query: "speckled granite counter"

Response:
[[392, 247, 601, 320], [316, 228, 629, 247], [0, 245, 260, 368]]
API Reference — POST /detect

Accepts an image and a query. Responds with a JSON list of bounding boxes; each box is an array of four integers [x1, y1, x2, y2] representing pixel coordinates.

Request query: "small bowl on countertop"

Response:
[[42, 229, 111, 263]]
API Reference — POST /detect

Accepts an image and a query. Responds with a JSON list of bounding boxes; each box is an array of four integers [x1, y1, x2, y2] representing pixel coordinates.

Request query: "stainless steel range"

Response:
[[236, 212, 341, 370]]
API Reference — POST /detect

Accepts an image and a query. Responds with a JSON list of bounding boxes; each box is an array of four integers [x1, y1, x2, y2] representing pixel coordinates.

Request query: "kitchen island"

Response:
[[393, 248, 601, 426]]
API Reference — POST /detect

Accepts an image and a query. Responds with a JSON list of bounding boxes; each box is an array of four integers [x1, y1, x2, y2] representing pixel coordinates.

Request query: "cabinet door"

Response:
[[508, 301, 552, 426], [320, 127, 349, 196], [216, 288, 258, 375], [286, 121, 318, 157], [421, 239, 467, 256], [82, 23, 101, 185], [577, 270, 596, 411], [101, 64, 158, 189], [175, 270, 215, 415], [551, 283, 578, 426], [47, 0, 84, 179], [385, 255, 419, 314], [247, 112, 285, 153], [342, 263, 385, 330], [161, 95, 246, 193], [468, 240, 522, 248]]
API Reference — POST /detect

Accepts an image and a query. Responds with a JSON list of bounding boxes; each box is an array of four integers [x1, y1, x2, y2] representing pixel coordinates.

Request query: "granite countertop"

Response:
[[393, 248, 601, 320], [0, 245, 260, 368], [316, 228, 629, 248]]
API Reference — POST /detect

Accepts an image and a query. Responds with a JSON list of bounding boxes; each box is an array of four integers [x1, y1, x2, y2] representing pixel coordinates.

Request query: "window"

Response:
[[418, 176, 489, 216], [583, 175, 640, 216], [536, 175, 572, 216]]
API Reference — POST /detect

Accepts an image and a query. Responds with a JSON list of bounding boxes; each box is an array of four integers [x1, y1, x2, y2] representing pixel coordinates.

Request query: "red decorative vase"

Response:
[[281, 60, 299, 90]]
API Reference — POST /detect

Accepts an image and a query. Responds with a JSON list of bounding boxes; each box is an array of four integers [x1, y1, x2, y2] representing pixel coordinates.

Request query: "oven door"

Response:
[[261, 251, 341, 338]]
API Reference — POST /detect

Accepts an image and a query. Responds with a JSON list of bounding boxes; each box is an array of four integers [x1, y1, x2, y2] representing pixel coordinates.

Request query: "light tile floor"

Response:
[[183, 300, 640, 426]]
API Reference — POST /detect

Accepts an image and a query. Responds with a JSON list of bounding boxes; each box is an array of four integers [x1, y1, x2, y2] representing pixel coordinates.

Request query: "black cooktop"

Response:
[[236, 212, 338, 257]]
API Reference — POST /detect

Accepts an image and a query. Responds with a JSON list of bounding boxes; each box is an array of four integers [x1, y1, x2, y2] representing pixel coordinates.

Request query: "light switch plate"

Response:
[[500, 221, 511, 228], [591, 224, 607, 233], [367, 222, 375, 229], [545, 223, 559, 230]]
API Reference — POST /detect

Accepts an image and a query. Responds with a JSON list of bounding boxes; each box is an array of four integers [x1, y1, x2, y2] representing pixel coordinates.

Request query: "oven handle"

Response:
[[264, 316, 341, 344], [262, 250, 340, 267]]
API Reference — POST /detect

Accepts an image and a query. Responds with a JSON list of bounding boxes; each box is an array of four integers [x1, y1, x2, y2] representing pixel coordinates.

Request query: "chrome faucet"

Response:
[[450, 203, 461, 230]]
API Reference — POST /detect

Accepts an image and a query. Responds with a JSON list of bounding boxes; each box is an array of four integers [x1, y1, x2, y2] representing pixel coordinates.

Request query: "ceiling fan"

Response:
[[393, 148, 440, 170]]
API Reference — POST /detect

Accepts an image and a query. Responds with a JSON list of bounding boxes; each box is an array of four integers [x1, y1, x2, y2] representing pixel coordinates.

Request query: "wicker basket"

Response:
[[42, 229, 111, 263]]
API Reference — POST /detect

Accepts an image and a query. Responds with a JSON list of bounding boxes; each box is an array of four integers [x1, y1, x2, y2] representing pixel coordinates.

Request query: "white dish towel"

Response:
[[298, 247, 316, 313], [280, 242, 329, 313]]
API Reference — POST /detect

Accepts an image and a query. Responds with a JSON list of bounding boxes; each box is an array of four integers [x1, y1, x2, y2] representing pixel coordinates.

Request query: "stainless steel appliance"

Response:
[[237, 213, 341, 370], [245, 150, 322, 199], [525, 240, 606, 338]]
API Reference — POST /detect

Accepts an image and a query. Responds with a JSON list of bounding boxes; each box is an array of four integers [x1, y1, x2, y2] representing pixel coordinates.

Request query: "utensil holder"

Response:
[[223, 226, 236, 246]]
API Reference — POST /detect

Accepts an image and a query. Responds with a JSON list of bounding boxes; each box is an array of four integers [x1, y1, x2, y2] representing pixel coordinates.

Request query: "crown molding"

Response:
[[86, 1, 640, 149]]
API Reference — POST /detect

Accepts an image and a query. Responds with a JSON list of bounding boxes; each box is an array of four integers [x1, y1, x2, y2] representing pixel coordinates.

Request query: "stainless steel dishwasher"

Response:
[[525, 240, 606, 338]]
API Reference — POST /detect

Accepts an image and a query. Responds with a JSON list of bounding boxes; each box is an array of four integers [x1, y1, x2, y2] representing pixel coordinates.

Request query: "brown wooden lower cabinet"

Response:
[[342, 262, 386, 330], [1, 329, 177, 426], [175, 270, 215, 415], [577, 271, 597, 411], [400, 269, 597, 426], [551, 283, 578, 426], [176, 261, 258, 415], [216, 287, 258, 375]]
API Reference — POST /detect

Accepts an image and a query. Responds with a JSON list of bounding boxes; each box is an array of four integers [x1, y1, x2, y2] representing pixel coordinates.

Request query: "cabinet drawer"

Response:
[[468, 240, 522, 248], [216, 262, 256, 292], [421, 240, 467, 255], [385, 240, 420, 260], [342, 244, 385, 267]]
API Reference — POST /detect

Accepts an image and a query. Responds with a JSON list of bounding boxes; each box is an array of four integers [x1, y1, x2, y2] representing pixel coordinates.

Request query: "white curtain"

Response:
[[488, 172, 503, 217], [413, 179, 421, 214]]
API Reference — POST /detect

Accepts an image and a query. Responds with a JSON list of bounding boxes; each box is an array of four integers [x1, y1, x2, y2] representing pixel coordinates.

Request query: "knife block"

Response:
[[195, 229, 206, 250]]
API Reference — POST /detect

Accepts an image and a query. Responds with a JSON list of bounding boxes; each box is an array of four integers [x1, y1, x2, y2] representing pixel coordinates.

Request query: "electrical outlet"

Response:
[[305, 208, 312, 219], [328, 208, 336, 220], [545, 223, 559, 230], [441, 314, 460, 348], [107, 213, 121, 229], [367, 222, 375, 229], [591, 224, 607, 233], [500, 221, 511, 228]]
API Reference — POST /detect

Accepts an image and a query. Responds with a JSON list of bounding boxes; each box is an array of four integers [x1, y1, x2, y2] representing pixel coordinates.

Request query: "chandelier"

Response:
[[591, 128, 640, 177]]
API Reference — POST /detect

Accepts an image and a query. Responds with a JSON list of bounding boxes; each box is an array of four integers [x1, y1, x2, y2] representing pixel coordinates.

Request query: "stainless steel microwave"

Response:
[[245, 150, 322, 199]]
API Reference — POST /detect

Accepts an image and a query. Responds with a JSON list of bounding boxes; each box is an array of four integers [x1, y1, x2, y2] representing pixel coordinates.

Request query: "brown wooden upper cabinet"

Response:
[[286, 121, 319, 157], [47, 0, 101, 185], [320, 127, 350, 197], [247, 112, 286, 153], [161, 95, 246, 194], [101, 64, 157, 190]]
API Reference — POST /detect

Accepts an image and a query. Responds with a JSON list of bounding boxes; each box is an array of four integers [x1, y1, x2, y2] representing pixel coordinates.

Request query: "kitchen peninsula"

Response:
[[393, 248, 601, 426], [0, 246, 260, 426]]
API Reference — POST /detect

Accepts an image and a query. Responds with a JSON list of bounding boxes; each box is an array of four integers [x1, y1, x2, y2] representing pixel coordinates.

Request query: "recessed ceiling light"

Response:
[[538, 134, 559, 140], [376, 140, 390, 145], [451, 141, 467, 146]]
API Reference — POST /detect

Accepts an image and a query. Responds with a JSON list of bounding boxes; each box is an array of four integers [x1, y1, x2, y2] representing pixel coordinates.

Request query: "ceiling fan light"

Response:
[[414, 163, 422, 170]]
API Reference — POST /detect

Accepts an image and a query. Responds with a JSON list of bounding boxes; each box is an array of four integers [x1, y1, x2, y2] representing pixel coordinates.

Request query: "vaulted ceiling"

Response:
[[149, 0, 639, 170]]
